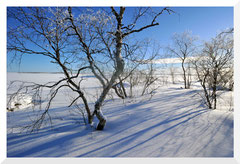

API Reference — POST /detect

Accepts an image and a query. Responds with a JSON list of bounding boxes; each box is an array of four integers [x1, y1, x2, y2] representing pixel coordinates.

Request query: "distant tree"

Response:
[[192, 29, 233, 109], [168, 31, 198, 89], [169, 64, 176, 84]]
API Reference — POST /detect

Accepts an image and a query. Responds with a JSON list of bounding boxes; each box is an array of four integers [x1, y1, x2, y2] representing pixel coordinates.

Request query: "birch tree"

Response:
[[7, 7, 174, 131], [168, 31, 197, 89], [7, 7, 94, 130], [67, 7, 174, 130], [192, 29, 233, 109]]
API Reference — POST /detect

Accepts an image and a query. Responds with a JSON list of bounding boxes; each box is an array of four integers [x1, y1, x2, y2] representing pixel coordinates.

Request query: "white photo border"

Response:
[[1, 0, 239, 164]]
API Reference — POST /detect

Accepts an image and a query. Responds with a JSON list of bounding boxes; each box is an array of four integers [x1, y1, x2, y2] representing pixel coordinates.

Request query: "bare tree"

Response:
[[168, 31, 198, 89], [192, 29, 233, 109], [113, 40, 162, 99], [7, 7, 94, 131], [67, 7, 174, 130], [140, 63, 159, 96], [112, 40, 147, 99], [169, 64, 176, 84], [7, 7, 174, 131]]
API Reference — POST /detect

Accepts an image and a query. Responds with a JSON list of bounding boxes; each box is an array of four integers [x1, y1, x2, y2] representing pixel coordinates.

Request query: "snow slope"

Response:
[[7, 72, 233, 157]]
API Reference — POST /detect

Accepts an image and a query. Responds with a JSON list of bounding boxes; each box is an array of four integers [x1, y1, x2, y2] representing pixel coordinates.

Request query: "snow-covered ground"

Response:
[[6, 72, 233, 157]]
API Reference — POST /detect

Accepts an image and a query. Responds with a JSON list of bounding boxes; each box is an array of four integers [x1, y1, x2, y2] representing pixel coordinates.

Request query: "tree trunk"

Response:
[[93, 58, 124, 130], [202, 82, 212, 109], [213, 73, 217, 110], [197, 68, 212, 109], [181, 60, 187, 89], [92, 7, 125, 130], [119, 78, 127, 98], [187, 64, 191, 89], [80, 95, 93, 124], [94, 102, 107, 130], [112, 85, 125, 99], [93, 52, 124, 130]]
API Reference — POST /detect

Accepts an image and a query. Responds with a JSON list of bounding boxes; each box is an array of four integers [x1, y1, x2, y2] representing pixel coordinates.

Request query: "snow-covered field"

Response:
[[7, 72, 233, 157]]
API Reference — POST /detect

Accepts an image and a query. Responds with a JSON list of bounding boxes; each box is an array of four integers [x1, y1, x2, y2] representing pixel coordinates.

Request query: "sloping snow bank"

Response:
[[7, 88, 233, 157], [7, 73, 233, 157]]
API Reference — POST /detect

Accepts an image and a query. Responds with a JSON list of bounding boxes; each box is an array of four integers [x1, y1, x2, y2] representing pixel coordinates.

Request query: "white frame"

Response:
[[1, 0, 239, 163]]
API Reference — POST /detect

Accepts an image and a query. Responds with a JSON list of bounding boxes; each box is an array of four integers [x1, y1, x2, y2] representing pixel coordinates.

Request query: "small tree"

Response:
[[169, 64, 176, 84], [168, 31, 197, 89], [192, 29, 233, 109]]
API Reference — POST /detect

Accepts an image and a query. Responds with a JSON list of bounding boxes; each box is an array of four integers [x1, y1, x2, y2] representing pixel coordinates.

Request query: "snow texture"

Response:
[[8, 93, 32, 110], [7, 72, 233, 157]]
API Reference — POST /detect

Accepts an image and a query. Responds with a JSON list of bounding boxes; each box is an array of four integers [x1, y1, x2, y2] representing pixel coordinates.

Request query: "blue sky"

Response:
[[7, 7, 233, 72]]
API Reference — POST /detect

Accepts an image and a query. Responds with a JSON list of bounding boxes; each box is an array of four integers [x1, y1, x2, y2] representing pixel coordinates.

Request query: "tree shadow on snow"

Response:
[[7, 89, 233, 157]]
